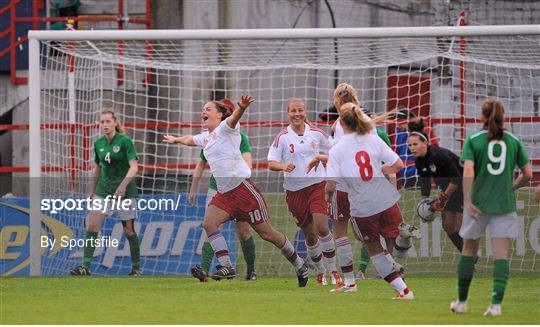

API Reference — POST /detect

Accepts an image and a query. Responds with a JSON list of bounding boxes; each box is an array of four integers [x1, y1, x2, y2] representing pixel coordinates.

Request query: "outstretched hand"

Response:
[[237, 94, 255, 110], [162, 135, 176, 144]]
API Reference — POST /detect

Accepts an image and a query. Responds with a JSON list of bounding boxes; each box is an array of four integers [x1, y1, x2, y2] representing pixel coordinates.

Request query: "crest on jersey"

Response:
[[311, 140, 317, 150], [429, 164, 436, 173], [112, 146, 120, 153]]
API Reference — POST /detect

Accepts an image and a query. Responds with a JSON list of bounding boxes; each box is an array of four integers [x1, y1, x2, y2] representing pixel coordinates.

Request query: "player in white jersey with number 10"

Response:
[[268, 98, 340, 286], [163, 95, 309, 287], [325, 102, 414, 300]]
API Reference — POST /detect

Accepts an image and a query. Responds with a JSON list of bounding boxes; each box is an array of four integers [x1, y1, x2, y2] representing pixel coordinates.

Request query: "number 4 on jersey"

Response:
[[104, 151, 111, 164]]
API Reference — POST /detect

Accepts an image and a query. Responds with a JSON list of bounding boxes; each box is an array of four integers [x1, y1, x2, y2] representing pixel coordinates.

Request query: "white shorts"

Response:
[[459, 210, 519, 240], [205, 188, 218, 208], [91, 195, 137, 221]]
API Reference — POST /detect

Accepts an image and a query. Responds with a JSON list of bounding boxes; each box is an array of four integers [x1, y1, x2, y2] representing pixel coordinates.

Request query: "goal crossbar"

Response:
[[28, 24, 540, 41]]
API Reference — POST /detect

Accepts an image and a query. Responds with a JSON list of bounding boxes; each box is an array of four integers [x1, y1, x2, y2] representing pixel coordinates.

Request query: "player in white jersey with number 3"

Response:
[[163, 95, 309, 287], [268, 98, 340, 286], [325, 102, 414, 300]]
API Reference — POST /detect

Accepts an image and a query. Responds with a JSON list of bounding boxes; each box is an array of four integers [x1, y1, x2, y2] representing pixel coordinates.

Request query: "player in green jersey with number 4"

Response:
[[70, 108, 141, 276], [450, 99, 532, 316]]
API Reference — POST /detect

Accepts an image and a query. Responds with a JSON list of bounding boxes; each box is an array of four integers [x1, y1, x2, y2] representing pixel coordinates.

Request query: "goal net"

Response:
[[27, 26, 540, 276]]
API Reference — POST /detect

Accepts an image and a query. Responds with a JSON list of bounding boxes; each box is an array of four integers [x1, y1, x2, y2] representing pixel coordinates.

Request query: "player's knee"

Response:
[[122, 220, 135, 236], [257, 230, 273, 242], [86, 223, 100, 233], [237, 229, 251, 242], [305, 233, 318, 246], [202, 220, 216, 234]]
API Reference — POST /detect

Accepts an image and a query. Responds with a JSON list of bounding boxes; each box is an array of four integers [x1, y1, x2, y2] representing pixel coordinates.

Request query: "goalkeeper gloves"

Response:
[[429, 191, 449, 212]]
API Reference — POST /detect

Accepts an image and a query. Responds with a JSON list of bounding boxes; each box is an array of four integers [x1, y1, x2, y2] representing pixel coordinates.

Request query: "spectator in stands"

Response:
[[50, 0, 80, 30]]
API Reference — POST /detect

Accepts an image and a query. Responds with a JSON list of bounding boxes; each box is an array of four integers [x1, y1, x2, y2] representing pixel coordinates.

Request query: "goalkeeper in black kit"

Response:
[[407, 119, 464, 253]]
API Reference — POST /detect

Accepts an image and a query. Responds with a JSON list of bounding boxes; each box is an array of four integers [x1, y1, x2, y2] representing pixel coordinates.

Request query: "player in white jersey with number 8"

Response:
[[325, 102, 414, 300]]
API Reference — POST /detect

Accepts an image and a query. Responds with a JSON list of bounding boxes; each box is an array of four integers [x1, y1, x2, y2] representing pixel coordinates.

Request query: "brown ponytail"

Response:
[[101, 107, 125, 134], [408, 117, 429, 142], [482, 98, 505, 141], [212, 100, 232, 121]]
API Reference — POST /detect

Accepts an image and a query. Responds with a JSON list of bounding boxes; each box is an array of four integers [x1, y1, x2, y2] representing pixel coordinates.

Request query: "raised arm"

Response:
[[162, 134, 195, 146], [226, 94, 255, 129]]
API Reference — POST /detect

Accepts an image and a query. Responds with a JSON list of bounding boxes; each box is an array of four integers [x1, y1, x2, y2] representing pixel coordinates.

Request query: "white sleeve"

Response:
[[326, 147, 342, 181], [267, 134, 284, 162], [192, 132, 206, 147], [379, 137, 400, 166], [319, 132, 333, 154], [220, 119, 240, 134]]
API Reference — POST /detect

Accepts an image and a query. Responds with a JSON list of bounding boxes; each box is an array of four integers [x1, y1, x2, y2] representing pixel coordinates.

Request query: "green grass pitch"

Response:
[[1, 276, 539, 324]]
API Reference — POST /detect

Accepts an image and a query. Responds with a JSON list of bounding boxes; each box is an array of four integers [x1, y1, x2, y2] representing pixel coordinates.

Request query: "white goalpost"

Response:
[[28, 25, 540, 276]]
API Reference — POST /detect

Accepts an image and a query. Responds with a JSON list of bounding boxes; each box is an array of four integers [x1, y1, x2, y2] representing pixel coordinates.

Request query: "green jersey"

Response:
[[376, 128, 391, 147], [94, 133, 138, 199], [461, 130, 529, 214], [200, 131, 252, 191]]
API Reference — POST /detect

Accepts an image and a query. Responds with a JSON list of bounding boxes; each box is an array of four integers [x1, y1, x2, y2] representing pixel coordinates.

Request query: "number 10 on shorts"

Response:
[[249, 209, 263, 224]]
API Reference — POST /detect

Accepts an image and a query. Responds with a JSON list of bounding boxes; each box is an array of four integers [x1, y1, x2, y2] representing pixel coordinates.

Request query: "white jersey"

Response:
[[268, 123, 332, 192], [193, 120, 251, 193], [326, 132, 401, 217], [331, 117, 378, 192]]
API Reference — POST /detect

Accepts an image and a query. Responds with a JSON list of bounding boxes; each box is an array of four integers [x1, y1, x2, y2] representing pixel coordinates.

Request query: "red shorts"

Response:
[[285, 181, 327, 228], [330, 190, 351, 222], [350, 203, 403, 243], [210, 179, 269, 226]]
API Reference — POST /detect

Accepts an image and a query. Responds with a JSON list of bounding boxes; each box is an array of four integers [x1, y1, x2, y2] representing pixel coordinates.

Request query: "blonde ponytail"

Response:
[[340, 102, 373, 135]]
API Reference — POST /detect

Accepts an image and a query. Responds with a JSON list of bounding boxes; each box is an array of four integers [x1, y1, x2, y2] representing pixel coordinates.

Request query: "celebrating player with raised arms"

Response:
[[70, 108, 141, 276], [267, 98, 340, 286], [325, 102, 414, 300], [188, 99, 258, 282], [451, 98, 532, 316], [407, 119, 464, 253], [163, 95, 309, 287]]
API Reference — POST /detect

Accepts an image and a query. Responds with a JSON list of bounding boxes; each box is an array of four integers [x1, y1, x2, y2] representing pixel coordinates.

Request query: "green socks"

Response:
[[492, 259, 509, 305], [82, 231, 98, 269], [457, 255, 476, 302], [240, 236, 256, 273], [201, 242, 214, 272], [359, 246, 370, 273], [126, 233, 141, 271]]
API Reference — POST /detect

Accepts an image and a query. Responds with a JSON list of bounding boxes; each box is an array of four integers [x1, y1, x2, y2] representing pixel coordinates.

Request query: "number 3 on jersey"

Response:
[[355, 151, 373, 181], [104, 151, 111, 164]]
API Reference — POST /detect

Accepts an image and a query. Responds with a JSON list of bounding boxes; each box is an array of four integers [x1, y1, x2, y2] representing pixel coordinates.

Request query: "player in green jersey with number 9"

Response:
[[451, 99, 532, 316], [70, 108, 141, 276]]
